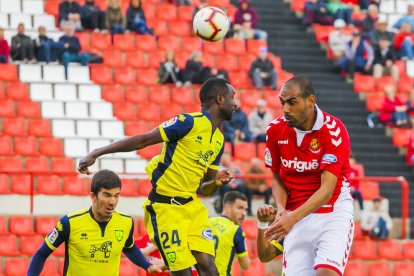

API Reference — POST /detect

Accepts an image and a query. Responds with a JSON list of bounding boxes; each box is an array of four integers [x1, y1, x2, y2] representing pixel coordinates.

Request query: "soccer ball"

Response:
[[193, 6, 230, 42]]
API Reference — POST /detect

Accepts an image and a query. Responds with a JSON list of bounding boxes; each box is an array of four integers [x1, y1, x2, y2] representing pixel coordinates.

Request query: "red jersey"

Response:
[[135, 235, 170, 276], [265, 107, 351, 213]]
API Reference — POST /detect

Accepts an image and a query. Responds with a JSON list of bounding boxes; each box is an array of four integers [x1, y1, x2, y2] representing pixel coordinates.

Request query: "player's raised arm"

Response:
[[199, 168, 233, 196]]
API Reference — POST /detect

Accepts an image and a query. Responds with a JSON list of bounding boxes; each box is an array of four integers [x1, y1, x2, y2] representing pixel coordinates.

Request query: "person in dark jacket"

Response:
[[249, 47, 277, 90], [373, 38, 399, 81], [353, 4, 378, 38], [126, 0, 152, 35], [303, 0, 334, 26], [11, 23, 35, 62], [58, 22, 89, 71], [0, 27, 10, 63], [59, 0, 83, 31], [33, 26, 62, 63], [233, 0, 267, 40], [371, 18, 394, 47], [105, 0, 126, 34], [80, 0, 105, 31], [182, 51, 211, 85], [223, 98, 252, 143]]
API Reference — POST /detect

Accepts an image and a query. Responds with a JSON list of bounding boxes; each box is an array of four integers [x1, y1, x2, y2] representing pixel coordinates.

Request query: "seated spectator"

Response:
[[406, 90, 414, 117], [249, 47, 277, 90], [58, 22, 90, 72], [360, 197, 393, 240], [373, 38, 399, 82], [359, 0, 380, 10], [33, 26, 62, 63], [158, 51, 183, 86], [379, 85, 408, 127], [303, 0, 334, 26], [353, 4, 378, 38], [325, 0, 353, 25], [329, 19, 351, 64], [80, 0, 105, 31], [339, 30, 373, 81], [394, 22, 414, 60], [244, 158, 272, 216], [371, 18, 394, 47], [393, 4, 414, 31], [105, 0, 126, 35], [11, 23, 35, 63], [233, 0, 268, 40], [59, 0, 83, 31], [223, 98, 252, 143], [182, 51, 211, 85], [0, 27, 10, 63], [126, 0, 152, 35], [248, 99, 272, 143], [349, 152, 363, 210]]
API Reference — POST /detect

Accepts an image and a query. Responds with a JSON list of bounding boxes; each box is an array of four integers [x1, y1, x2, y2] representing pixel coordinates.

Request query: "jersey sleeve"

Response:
[[123, 218, 135, 249], [209, 143, 224, 170], [158, 114, 194, 142], [44, 215, 69, 251], [233, 227, 248, 257], [265, 121, 281, 174], [320, 118, 351, 177]]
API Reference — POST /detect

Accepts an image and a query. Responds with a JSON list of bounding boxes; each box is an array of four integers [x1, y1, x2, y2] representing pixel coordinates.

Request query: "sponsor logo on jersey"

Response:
[[89, 241, 112, 258], [201, 229, 213, 240], [162, 116, 178, 128], [48, 228, 58, 243], [278, 140, 288, 144], [265, 148, 272, 166], [80, 232, 88, 240], [280, 157, 319, 172], [322, 154, 337, 164]]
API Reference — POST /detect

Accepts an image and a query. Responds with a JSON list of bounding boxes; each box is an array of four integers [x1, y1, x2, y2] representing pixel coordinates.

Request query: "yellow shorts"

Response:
[[143, 197, 215, 271]]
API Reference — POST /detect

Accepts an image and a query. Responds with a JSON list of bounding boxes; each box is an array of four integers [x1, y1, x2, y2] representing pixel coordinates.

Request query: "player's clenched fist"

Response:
[[147, 263, 166, 274], [257, 205, 276, 223], [214, 170, 233, 186], [77, 154, 96, 175]]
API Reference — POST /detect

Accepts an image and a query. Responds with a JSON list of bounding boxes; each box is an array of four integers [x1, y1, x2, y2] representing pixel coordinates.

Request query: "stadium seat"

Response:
[[0, 99, 16, 117], [114, 68, 137, 85], [0, 235, 20, 256], [91, 33, 111, 51], [137, 179, 153, 196], [10, 175, 31, 194], [403, 241, 414, 260], [247, 239, 258, 259], [36, 216, 59, 236], [177, 5, 194, 21], [102, 85, 125, 103], [0, 64, 18, 81], [181, 37, 202, 52], [366, 93, 385, 112], [137, 103, 161, 122], [238, 55, 255, 72], [397, 75, 414, 94], [75, 32, 91, 51], [229, 71, 251, 88], [43, 65, 66, 83], [225, 38, 246, 55], [353, 221, 363, 240], [125, 121, 149, 136], [45, 0, 59, 16], [137, 218, 147, 236], [147, 18, 168, 36], [216, 54, 238, 72], [158, 36, 180, 51], [169, 20, 192, 37], [160, 103, 183, 121], [375, 76, 396, 92], [313, 24, 333, 42], [14, 137, 38, 156], [9, 216, 35, 236], [120, 179, 139, 197], [0, 174, 10, 194], [392, 128, 411, 147], [368, 262, 391, 276], [39, 138, 64, 157], [0, 216, 8, 235], [359, 181, 380, 200], [5, 258, 30, 275], [39, 258, 59, 276], [234, 143, 257, 161], [114, 102, 137, 120], [241, 90, 263, 108], [242, 260, 265, 276], [114, 34, 135, 51], [147, 52, 164, 69], [136, 69, 158, 86], [90, 66, 113, 84], [352, 239, 378, 260], [204, 40, 224, 54], [51, 158, 75, 173], [247, 39, 268, 55], [125, 51, 147, 68], [354, 74, 376, 93], [20, 235, 44, 256], [27, 119, 51, 137], [125, 86, 148, 103], [52, 243, 65, 257], [394, 262, 414, 276], [155, 3, 177, 21], [344, 262, 367, 276], [26, 157, 49, 172], [0, 157, 23, 172], [232, 262, 241, 276], [3, 118, 26, 136], [209, 0, 230, 7], [171, 87, 194, 105], [63, 176, 88, 195], [138, 142, 162, 160], [148, 86, 171, 104], [0, 136, 13, 155], [119, 258, 138, 276], [103, 51, 124, 68], [135, 35, 157, 52], [378, 240, 403, 260], [18, 101, 39, 118], [5, 83, 29, 100], [241, 219, 258, 239]]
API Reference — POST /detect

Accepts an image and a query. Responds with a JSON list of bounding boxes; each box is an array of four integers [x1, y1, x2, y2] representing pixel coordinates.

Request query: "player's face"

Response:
[[228, 199, 248, 225], [91, 187, 121, 222], [279, 84, 315, 130], [220, 84, 237, 121]]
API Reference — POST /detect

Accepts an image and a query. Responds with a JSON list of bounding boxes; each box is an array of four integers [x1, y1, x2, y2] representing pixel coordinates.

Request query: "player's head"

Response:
[[222, 191, 248, 225], [199, 78, 237, 121], [279, 76, 316, 130], [90, 169, 122, 222]]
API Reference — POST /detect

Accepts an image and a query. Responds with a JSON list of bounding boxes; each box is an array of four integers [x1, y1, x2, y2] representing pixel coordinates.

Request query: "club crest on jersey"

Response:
[[162, 117, 178, 128], [48, 228, 58, 243], [167, 252, 176, 263], [265, 148, 272, 166], [115, 230, 124, 242], [322, 154, 337, 164], [309, 138, 321, 153], [201, 229, 213, 240]]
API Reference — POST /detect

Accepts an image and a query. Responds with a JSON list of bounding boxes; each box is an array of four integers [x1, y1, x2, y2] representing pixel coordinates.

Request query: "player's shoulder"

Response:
[[322, 112, 347, 130], [321, 111, 350, 147], [67, 208, 90, 220], [113, 210, 133, 220], [267, 116, 288, 134]]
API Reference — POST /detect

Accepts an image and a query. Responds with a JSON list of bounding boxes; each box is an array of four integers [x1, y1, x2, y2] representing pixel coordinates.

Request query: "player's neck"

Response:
[[299, 108, 317, 131], [203, 108, 222, 130]]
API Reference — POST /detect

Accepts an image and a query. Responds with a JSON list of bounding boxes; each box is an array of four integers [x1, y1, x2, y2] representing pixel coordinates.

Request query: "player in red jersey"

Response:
[[263, 77, 354, 275]]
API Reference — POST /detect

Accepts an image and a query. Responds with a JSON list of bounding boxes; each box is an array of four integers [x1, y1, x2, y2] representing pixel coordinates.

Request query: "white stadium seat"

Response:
[[46, 31, 63, 41], [125, 159, 147, 174], [388, 14, 402, 30], [76, 120, 100, 138], [30, 83, 53, 101], [43, 65, 66, 83], [406, 60, 414, 78], [89, 102, 113, 119], [88, 139, 111, 152], [33, 14, 56, 30], [67, 66, 90, 83], [0, 0, 21, 13], [19, 64, 42, 82], [41, 101, 64, 118], [52, 120, 76, 137], [64, 138, 88, 157], [77, 158, 100, 172], [100, 159, 124, 173], [397, 1, 409, 14], [65, 102, 88, 118], [380, 1, 395, 14], [0, 13, 9, 28], [78, 85, 101, 101], [101, 121, 124, 138], [22, 0, 44, 14], [54, 84, 77, 101], [9, 13, 32, 29]]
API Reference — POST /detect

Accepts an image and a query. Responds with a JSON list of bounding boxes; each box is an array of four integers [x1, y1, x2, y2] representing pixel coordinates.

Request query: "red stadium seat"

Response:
[[120, 179, 139, 197], [181, 37, 202, 53], [75, 32, 91, 51], [137, 179, 153, 196], [125, 86, 148, 103], [375, 76, 396, 92], [232, 261, 241, 276], [20, 235, 44, 255], [263, 90, 281, 109], [27, 119, 52, 137], [241, 219, 258, 239], [142, 2, 156, 19], [403, 241, 414, 260], [238, 55, 255, 72], [52, 243, 65, 257], [10, 175, 31, 194], [103, 51, 124, 68], [135, 35, 157, 52], [114, 68, 137, 85], [394, 262, 414, 276], [225, 38, 246, 55], [147, 19, 168, 36], [14, 137, 38, 156], [5, 258, 30, 275], [9, 216, 35, 236], [175, 52, 189, 68], [354, 74, 376, 93], [0, 157, 23, 172], [156, 3, 178, 21], [352, 239, 378, 260], [0, 216, 8, 235], [241, 90, 263, 108], [3, 118, 26, 136], [269, 55, 282, 72], [6, 83, 29, 100], [359, 181, 380, 200], [148, 86, 171, 104], [114, 34, 136, 51], [178, 5, 195, 22], [26, 157, 49, 172], [216, 54, 238, 71], [39, 138, 64, 157], [147, 52, 164, 69], [242, 260, 265, 276], [120, 258, 138, 276], [102, 85, 125, 103], [0, 64, 18, 81], [247, 39, 268, 55], [0, 99, 16, 118], [91, 33, 111, 51], [160, 104, 183, 121], [114, 102, 137, 120], [378, 240, 403, 260], [137, 218, 147, 236], [158, 36, 180, 51], [0, 236, 20, 256], [40, 258, 59, 276], [204, 40, 224, 54], [202, 53, 216, 68], [209, 0, 230, 7], [0, 174, 10, 194], [366, 93, 385, 112], [392, 128, 411, 147], [37, 175, 62, 195], [63, 176, 88, 195], [125, 52, 147, 68], [90, 66, 113, 84], [169, 20, 192, 37], [171, 87, 194, 105], [0, 82, 4, 100], [344, 262, 367, 276], [45, 0, 59, 16], [36, 216, 59, 236], [136, 69, 158, 86], [125, 121, 149, 136], [313, 24, 333, 42], [137, 103, 161, 122], [17, 101, 41, 118], [353, 221, 363, 240], [229, 71, 251, 88], [0, 136, 13, 155], [397, 75, 414, 94], [368, 262, 391, 276], [138, 143, 162, 160]]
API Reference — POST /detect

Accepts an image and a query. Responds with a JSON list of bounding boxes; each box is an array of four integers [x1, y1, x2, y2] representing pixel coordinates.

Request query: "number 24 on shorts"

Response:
[[160, 230, 182, 249]]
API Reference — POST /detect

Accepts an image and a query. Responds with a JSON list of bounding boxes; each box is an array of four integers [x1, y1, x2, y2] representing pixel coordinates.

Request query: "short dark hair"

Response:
[[91, 169, 122, 195], [284, 76, 316, 98], [223, 191, 247, 206], [199, 78, 231, 108]]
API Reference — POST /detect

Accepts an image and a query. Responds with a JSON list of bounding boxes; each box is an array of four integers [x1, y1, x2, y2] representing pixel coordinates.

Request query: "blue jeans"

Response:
[[333, 8, 352, 24], [391, 111, 408, 124], [370, 217, 389, 239], [128, 20, 153, 35], [111, 24, 125, 34], [401, 37, 414, 59], [36, 41, 62, 63], [254, 29, 268, 40], [0, 55, 7, 63], [252, 68, 277, 89]]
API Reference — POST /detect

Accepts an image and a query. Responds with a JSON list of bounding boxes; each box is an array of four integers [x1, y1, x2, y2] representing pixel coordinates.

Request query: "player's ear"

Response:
[[90, 192, 97, 203], [307, 95, 315, 107], [216, 93, 224, 105]]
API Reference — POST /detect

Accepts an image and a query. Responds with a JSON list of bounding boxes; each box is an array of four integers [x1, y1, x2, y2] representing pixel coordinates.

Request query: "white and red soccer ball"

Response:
[[193, 6, 230, 42]]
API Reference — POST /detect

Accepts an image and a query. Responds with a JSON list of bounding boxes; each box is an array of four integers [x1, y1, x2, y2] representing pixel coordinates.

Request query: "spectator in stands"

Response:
[[249, 47, 277, 90], [348, 152, 363, 210], [339, 30, 374, 82], [371, 18, 394, 47], [223, 98, 252, 143], [158, 51, 183, 86], [58, 22, 90, 73], [329, 19, 351, 64], [182, 51, 211, 85], [394, 22, 414, 60], [59, 0, 83, 31], [207, 67, 229, 80], [233, 0, 268, 40], [33, 26, 62, 64], [105, 0, 126, 35], [353, 4, 378, 38], [325, 0, 353, 25], [303, 0, 334, 27], [373, 38, 399, 82], [379, 85, 408, 127], [360, 197, 393, 240], [11, 23, 35, 63], [394, 4, 414, 31], [126, 0, 153, 35], [405, 118, 414, 164], [248, 99, 272, 143], [0, 27, 10, 63], [406, 90, 414, 117], [80, 0, 105, 31], [244, 158, 272, 216]]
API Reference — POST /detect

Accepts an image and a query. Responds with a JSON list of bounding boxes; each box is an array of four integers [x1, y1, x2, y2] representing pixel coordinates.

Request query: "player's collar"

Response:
[[312, 105, 324, 131], [202, 109, 212, 122]]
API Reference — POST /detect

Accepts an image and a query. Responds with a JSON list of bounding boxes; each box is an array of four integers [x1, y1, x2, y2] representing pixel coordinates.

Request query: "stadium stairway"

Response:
[[238, 0, 414, 237]]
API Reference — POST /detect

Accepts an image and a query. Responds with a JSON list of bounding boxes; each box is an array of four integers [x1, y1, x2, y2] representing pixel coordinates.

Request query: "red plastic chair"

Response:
[[155, 3, 178, 21], [39, 138, 64, 157], [137, 103, 161, 122], [0, 174, 10, 194], [90, 66, 113, 84], [0, 99, 16, 118], [51, 158, 74, 173], [63, 176, 88, 195], [171, 87, 194, 105], [216, 54, 238, 72], [5, 258, 30, 275], [394, 262, 414, 276], [91, 33, 111, 51], [38, 175, 62, 195], [20, 235, 44, 255], [0, 216, 8, 235], [397, 75, 414, 94], [10, 175, 31, 194], [160, 103, 183, 121], [136, 69, 158, 85], [75, 32, 91, 51], [229, 71, 251, 88], [0, 236, 20, 256], [158, 36, 180, 51], [241, 90, 263, 108], [352, 239, 378, 260], [313, 24, 334, 42], [247, 39, 268, 55], [26, 157, 49, 172], [114, 34, 136, 51], [204, 40, 224, 54], [147, 52, 164, 69], [120, 258, 138, 276], [392, 128, 411, 147], [102, 85, 125, 103], [378, 240, 403, 260], [359, 181, 380, 200], [148, 86, 171, 104], [137, 179, 153, 196], [241, 260, 265, 276], [103, 51, 124, 68], [138, 144, 162, 160], [147, 18, 168, 36], [178, 5, 195, 22], [120, 179, 139, 197], [27, 119, 51, 137], [114, 68, 137, 85], [3, 118, 26, 136], [125, 86, 148, 104], [125, 51, 147, 68], [6, 83, 29, 100], [344, 261, 367, 276], [125, 121, 149, 136], [17, 101, 41, 118], [135, 35, 157, 52], [181, 37, 202, 53], [225, 38, 246, 55], [169, 20, 192, 37], [0, 157, 23, 172], [40, 258, 59, 276], [241, 219, 258, 239], [375, 76, 396, 92], [403, 241, 414, 260], [14, 137, 38, 156], [45, 0, 59, 16], [114, 102, 137, 120], [0, 64, 18, 81], [238, 55, 255, 72], [0, 136, 13, 155], [36, 216, 59, 236], [353, 221, 363, 240], [9, 216, 35, 236], [354, 74, 376, 93], [368, 262, 391, 276], [365, 93, 385, 112]]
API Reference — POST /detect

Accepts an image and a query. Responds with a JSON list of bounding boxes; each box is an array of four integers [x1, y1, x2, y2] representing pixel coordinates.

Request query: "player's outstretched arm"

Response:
[[199, 169, 233, 196], [123, 244, 165, 274], [27, 242, 54, 276], [78, 128, 163, 174], [256, 205, 282, 262]]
